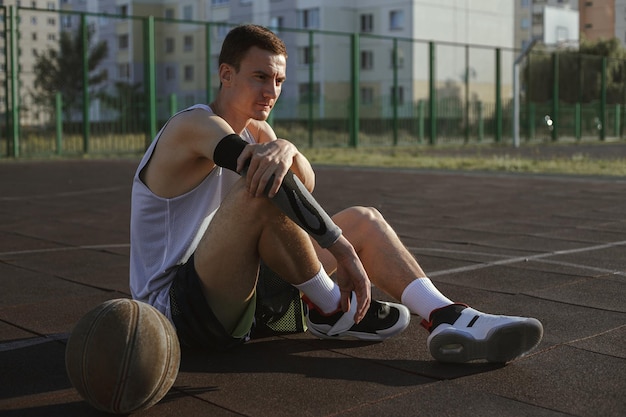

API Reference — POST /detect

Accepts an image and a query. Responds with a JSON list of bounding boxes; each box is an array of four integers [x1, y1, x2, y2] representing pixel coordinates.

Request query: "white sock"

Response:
[[294, 265, 341, 314], [401, 278, 453, 319]]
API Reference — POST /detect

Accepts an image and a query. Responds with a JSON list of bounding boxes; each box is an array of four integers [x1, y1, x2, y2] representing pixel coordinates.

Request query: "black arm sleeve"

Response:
[[213, 134, 342, 248]]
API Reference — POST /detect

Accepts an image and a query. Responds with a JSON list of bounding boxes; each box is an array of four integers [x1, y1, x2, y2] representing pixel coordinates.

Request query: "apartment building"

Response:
[[514, 0, 579, 51], [19, 1, 517, 123], [0, 0, 60, 124], [580, 0, 615, 42]]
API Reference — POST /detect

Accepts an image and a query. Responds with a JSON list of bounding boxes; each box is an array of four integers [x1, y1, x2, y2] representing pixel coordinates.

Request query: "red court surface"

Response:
[[0, 158, 625, 416]]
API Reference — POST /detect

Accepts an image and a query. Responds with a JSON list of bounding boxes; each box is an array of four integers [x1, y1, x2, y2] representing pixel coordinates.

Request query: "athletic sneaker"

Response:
[[304, 292, 411, 341], [422, 304, 543, 363]]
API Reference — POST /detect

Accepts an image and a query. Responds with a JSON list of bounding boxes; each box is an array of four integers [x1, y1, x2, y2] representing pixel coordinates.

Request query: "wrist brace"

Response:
[[213, 134, 342, 248]]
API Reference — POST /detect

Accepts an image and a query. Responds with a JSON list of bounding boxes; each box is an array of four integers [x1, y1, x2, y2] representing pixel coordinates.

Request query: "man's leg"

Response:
[[313, 206, 543, 363], [193, 179, 323, 334], [314, 206, 438, 302]]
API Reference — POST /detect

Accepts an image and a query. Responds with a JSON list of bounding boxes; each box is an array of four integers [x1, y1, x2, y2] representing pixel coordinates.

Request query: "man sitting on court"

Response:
[[130, 24, 543, 363]]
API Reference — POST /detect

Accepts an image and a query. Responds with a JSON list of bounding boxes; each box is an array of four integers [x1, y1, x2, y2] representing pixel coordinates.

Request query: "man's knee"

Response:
[[336, 206, 388, 234], [346, 206, 385, 223]]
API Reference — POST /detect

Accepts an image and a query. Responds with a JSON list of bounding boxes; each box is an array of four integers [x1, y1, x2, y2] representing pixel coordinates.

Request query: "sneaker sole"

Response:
[[429, 318, 543, 363], [306, 307, 411, 342]]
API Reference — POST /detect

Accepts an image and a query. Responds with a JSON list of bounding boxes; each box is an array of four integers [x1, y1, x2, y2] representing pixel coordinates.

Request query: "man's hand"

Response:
[[237, 139, 297, 198], [327, 235, 371, 323]]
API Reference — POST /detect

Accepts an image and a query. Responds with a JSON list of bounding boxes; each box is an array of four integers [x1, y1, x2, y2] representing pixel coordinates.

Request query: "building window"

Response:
[[47, 17, 56, 25], [298, 8, 320, 29], [298, 82, 320, 104], [119, 34, 129, 49], [184, 35, 193, 52], [360, 14, 373, 33], [298, 45, 319, 65], [184, 65, 194, 81], [183, 5, 193, 20], [165, 66, 175, 81], [32, 32, 37, 40], [389, 10, 404, 31], [390, 86, 404, 105], [390, 48, 404, 68], [118, 4, 128, 16], [164, 8, 174, 19], [361, 50, 373, 70], [61, 15, 72, 28], [118, 63, 130, 79], [31, 16, 37, 24], [270, 16, 283, 34], [361, 87, 374, 105], [216, 23, 230, 39], [521, 18, 530, 29], [165, 37, 174, 53]]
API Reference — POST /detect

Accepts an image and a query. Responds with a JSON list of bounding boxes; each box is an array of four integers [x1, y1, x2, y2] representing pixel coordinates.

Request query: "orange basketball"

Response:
[[65, 298, 180, 414]]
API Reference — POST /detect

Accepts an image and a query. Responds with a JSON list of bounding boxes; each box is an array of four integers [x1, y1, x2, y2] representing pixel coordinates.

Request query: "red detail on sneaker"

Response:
[[420, 318, 433, 332], [301, 294, 341, 316]]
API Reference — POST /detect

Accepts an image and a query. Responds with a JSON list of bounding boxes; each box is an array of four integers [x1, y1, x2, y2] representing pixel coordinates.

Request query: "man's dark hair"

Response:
[[219, 24, 288, 71]]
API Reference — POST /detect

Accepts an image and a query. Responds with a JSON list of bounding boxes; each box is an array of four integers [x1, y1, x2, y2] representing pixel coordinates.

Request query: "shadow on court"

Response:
[[0, 157, 625, 416]]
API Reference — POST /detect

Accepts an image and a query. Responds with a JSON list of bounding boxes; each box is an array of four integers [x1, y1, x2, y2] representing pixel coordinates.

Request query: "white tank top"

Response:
[[129, 104, 256, 320]]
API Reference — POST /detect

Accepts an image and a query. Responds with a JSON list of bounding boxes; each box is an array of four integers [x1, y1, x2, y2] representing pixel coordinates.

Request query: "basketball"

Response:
[[65, 298, 181, 414]]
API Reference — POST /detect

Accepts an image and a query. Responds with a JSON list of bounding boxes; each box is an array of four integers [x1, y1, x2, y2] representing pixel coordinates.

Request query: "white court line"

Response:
[[0, 243, 130, 258], [0, 333, 70, 352], [0, 186, 126, 202], [412, 240, 626, 277]]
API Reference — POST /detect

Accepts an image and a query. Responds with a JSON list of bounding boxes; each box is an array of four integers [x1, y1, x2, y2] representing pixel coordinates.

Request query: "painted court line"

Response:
[[0, 244, 130, 259], [0, 333, 70, 352], [0, 186, 126, 202], [415, 239, 626, 277]]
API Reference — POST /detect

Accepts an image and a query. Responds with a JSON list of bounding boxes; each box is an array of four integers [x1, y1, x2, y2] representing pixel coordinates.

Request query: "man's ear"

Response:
[[218, 63, 233, 86]]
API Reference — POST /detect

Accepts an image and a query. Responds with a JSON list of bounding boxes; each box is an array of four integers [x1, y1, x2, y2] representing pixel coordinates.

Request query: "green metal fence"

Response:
[[0, 6, 624, 158]]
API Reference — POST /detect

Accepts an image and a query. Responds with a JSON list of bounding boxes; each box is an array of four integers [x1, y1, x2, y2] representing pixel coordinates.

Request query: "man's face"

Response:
[[227, 46, 287, 121]]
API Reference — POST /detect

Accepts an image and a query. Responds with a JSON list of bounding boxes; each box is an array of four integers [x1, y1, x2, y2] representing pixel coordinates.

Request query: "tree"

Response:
[[524, 37, 626, 105], [98, 81, 146, 133], [33, 26, 108, 120]]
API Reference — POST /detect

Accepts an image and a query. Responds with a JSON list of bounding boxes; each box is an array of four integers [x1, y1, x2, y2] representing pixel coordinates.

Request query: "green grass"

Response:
[[301, 145, 626, 177]]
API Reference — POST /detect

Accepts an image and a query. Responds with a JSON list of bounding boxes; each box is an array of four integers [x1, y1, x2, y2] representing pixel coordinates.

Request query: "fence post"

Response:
[[428, 41, 436, 145], [599, 57, 607, 141], [144, 16, 157, 146], [205, 23, 212, 104], [392, 37, 399, 146], [551, 51, 559, 142], [56, 93, 63, 155], [169, 94, 178, 116], [417, 100, 424, 143], [495, 48, 502, 143], [528, 102, 535, 140], [575, 102, 581, 141], [477, 101, 484, 142], [81, 14, 90, 153], [615, 104, 620, 137], [349, 33, 360, 148], [464, 44, 470, 144], [308, 30, 314, 148], [8, 5, 19, 157]]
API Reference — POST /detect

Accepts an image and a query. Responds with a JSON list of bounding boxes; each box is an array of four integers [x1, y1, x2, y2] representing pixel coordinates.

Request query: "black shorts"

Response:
[[169, 254, 250, 351]]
